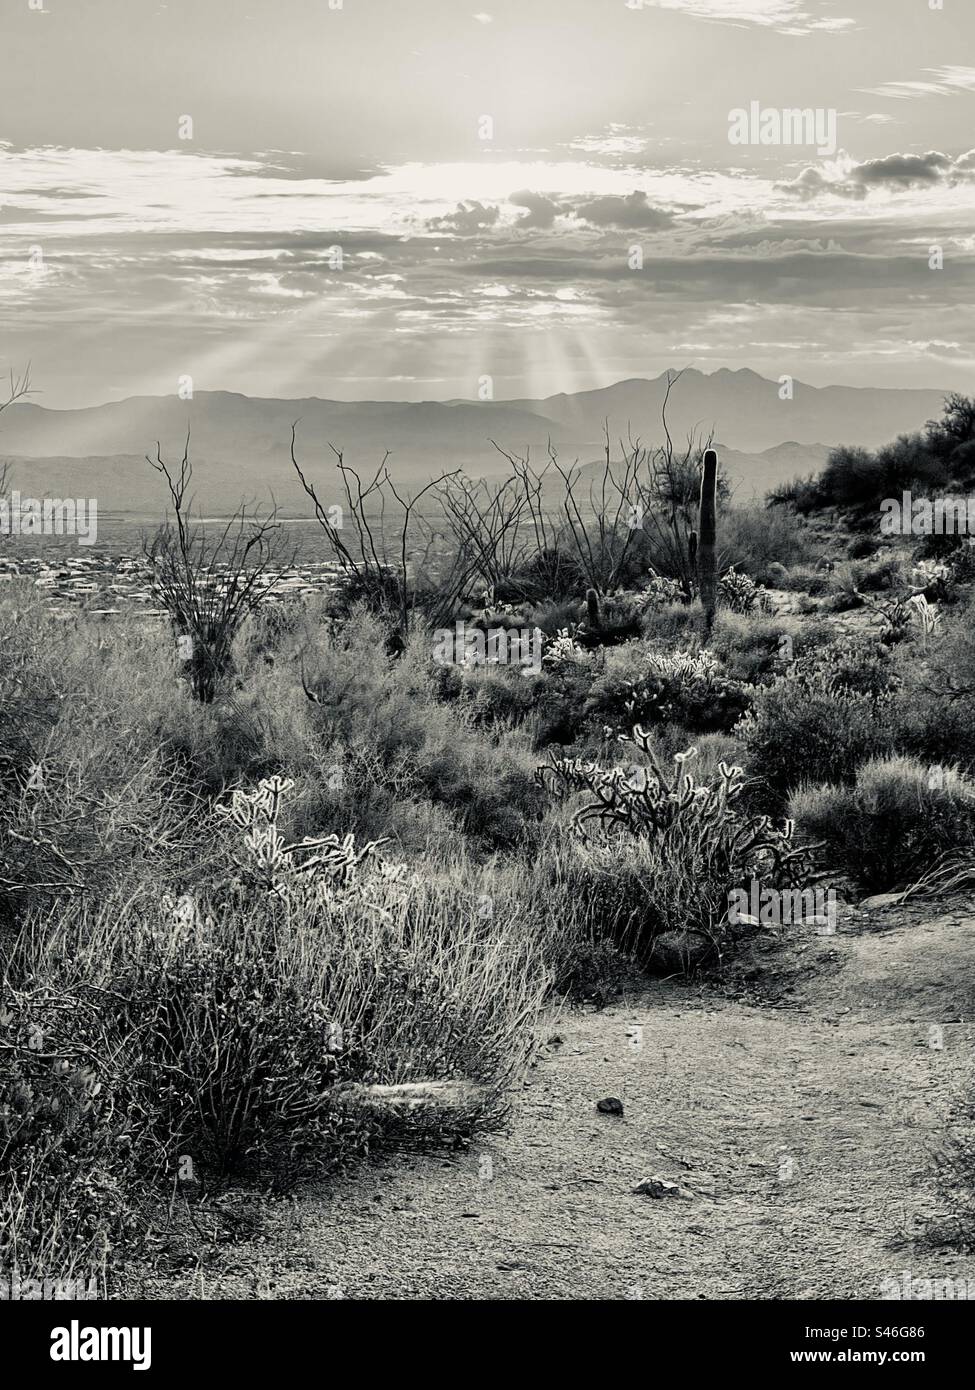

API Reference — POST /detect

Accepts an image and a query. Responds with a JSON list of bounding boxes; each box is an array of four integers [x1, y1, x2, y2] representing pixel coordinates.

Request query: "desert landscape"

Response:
[[3, 0, 975, 1361], [5, 373, 975, 1313]]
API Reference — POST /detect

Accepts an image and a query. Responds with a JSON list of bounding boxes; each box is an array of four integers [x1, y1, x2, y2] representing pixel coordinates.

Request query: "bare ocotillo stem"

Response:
[[698, 448, 718, 640]]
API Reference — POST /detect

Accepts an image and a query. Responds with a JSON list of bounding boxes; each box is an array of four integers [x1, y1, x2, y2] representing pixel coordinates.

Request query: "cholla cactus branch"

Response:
[[215, 777, 388, 902], [537, 725, 817, 883]]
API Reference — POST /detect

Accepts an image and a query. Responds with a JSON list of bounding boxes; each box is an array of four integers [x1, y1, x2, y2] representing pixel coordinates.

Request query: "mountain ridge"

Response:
[[0, 369, 946, 513]]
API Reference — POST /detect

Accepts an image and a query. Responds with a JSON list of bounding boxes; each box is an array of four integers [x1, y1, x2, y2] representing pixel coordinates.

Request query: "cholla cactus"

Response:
[[718, 566, 774, 615], [537, 727, 823, 961], [648, 649, 720, 682], [542, 627, 590, 669], [601, 647, 747, 738], [215, 775, 388, 903], [218, 773, 293, 832], [639, 573, 684, 608], [911, 558, 950, 588], [537, 725, 814, 881]]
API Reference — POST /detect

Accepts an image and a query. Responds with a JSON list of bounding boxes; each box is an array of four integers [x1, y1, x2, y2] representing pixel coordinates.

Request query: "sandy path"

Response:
[[127, 905, 975, 1300]]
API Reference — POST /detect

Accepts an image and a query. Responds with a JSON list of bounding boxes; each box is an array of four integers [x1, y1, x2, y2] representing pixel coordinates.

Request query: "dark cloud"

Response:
[[777, 165, 862, 199], [855, 151, 952, 185], [126, 229, 406, 260], [779, 148, 975, 199], [0, 206, 102, 223], [428, 189, 675, 236], [455, 248, 970, 311], [427, 200, 501, 234], [509, 190, 562, 228], [574, 190, 674, 229], [14, 186, 99, 198]]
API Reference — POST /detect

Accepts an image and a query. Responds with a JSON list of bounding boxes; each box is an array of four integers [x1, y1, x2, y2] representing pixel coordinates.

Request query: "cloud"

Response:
[[861, 65, 975, 101], [574, 190, 674, 229], [431, 188, 678, 234], [454, 248, 963, 315], [778, 149, 975, 199], [568, 126, 648, 156], [7, 139, 975, 404], [639, 0, 855, 36], [232, 155, 381, 183], [509, 189, 563, 228], [840, 111, 897, 126], [427, 200, 501, 234], [854, 151, 953, 186], [777, 165, 858, 199], [918, 341, 969, 360]]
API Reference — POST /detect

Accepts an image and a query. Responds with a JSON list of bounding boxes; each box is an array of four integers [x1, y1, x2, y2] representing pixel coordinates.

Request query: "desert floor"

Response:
[[124, 900, 975, 1301]]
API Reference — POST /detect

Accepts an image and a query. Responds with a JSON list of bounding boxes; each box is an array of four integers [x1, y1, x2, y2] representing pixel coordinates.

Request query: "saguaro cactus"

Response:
[[687, 529, 698, 599], [585, 587, 602, 630], [698, 448, 718, 639]]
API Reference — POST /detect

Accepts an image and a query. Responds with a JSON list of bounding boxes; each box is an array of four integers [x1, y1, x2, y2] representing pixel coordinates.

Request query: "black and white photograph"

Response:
[[1, 0, 974, 1357]]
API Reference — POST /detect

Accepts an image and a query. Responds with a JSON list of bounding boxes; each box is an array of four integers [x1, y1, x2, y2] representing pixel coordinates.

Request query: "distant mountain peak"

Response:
[[2, 373, 948, 514]]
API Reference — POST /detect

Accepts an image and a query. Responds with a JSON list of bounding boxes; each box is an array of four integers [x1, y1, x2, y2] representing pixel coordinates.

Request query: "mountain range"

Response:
[[0, 369, 948, 514]]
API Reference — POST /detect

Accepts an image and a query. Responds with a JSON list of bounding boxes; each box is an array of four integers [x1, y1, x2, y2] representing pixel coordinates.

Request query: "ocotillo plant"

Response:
[[698, 448, 718, 639]]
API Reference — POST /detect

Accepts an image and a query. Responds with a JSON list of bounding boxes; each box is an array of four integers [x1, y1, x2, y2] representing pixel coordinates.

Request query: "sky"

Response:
[[0, 0, 973, 407]]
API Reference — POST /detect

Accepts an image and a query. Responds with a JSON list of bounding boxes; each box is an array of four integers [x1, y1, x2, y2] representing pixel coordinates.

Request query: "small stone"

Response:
[[596, 1096, 624, 1115], [632, 1177, 694, 1200]]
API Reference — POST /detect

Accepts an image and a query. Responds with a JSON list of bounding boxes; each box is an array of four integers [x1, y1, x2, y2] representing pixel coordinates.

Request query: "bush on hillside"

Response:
[[791, 757, 975, 893], [720, 503, 816, 581], [737, 665, 893, 808], [585, 646, 751, 737], [767, 396, 975, 518]]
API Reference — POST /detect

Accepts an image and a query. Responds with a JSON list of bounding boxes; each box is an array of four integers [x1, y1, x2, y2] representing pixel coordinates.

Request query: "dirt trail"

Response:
[[130, 905, 975, 1300]]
